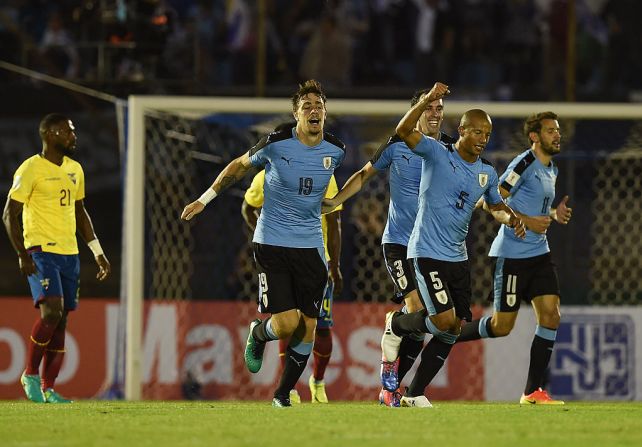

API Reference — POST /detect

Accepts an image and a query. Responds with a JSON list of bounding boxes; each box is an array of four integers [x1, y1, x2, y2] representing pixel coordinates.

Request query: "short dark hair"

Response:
[[39, 113, 70, 137], [411, 88, 431, 106], [291, 79, 326, 112], [524, 111, 558, 143]]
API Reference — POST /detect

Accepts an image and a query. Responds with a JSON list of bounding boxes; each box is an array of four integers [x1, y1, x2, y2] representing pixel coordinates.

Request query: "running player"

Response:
[[380, 82, 525, 407], [322, 90, 455, 406], [182, 80, 345, 407], [241, 155, 342, 404], [457, 111, 572, 405]]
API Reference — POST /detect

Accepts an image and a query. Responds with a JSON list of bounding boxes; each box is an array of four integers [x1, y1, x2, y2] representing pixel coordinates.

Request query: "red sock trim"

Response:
[[312, 329, 333, 381], [42, 325, 66, 390], [25, 318, 57, 375]]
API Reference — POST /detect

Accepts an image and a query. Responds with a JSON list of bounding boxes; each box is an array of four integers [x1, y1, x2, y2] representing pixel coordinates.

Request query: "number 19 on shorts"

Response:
[[259, 273, 269, 307]]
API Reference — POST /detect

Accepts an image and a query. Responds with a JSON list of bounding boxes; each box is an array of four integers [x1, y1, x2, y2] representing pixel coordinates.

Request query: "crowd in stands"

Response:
[[0, 0, 640, 100]]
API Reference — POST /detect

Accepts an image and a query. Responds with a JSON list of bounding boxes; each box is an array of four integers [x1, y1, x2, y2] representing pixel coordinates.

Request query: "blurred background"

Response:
[[0, 0, 641, 401]]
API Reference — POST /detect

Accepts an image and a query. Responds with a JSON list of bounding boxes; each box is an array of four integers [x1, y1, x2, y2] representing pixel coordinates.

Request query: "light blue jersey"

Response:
[[371, 133, 457, 246], [489, 149, 557, 258], [249, 127, 345, 249], [408, 136, 503, 261]]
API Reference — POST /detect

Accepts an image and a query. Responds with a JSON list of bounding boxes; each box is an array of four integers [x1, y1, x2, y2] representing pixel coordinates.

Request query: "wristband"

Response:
[[87, 239, 104, 257], [197, 188, 217, 206]]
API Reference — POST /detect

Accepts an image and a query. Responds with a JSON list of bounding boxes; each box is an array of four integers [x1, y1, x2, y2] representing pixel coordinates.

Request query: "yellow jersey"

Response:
[[244, 170, 342, 261], [8, 154, 85, 255]]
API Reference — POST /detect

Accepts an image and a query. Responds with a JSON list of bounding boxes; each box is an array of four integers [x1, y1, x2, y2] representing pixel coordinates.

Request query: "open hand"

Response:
[[181, 201, 205, 221], [554, 195, 572, 224]]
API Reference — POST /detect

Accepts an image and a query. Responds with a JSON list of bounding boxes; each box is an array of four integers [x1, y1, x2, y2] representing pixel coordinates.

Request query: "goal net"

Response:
[[117, 97, 642, 400]]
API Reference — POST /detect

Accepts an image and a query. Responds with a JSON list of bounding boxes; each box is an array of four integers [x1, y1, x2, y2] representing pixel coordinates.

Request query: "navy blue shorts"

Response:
[[317, 280, 334, 329], [27, 250, 80, 310]]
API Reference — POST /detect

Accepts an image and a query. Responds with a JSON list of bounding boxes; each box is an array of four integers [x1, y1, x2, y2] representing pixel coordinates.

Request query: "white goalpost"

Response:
[[124, 96, 642, 400]]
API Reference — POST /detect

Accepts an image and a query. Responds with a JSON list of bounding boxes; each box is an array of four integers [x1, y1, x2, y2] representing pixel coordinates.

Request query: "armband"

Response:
[[87, 239, 104, 257], [197, 188, 217, 206]]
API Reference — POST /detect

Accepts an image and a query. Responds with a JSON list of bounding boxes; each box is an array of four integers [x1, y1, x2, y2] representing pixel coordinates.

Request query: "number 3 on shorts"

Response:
[[259, 273, 269, 307], [429, 271, 448, 305]]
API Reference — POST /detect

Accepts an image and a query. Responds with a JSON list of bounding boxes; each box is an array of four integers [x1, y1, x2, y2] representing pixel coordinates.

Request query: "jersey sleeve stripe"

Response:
[[370, 135, 400, 164], [500, 151, 535, 191]]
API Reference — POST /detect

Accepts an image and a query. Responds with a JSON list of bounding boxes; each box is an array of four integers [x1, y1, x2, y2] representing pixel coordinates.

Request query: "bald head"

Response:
[[459, 109, 492, 129]]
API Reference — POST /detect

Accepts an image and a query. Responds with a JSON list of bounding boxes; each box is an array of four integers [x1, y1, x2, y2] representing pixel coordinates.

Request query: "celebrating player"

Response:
[[322, 90, 455, 406], [457, 111, 572, 405], [241, 145, 342, 404], [380, 82, 525, 407], [182, 80, 345, 407]]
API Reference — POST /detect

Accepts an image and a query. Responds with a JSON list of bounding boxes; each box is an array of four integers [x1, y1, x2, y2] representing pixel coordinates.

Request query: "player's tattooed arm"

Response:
[[181, 152, 252, 221]]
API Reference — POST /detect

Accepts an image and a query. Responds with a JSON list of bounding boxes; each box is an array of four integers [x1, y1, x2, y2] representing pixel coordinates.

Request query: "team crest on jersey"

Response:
[[478, 173, 488, 188], [67, 173, 77, 184], [323, 157, 332, 169]]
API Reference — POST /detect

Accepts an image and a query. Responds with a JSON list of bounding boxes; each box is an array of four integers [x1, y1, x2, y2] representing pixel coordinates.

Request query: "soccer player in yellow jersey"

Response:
[[2, 114, 111, 403], [241, 158, 342, 404]]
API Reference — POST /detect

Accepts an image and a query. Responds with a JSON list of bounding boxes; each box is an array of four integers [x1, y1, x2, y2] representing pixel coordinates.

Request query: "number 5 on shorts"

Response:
[[429, 271, 448, 305]]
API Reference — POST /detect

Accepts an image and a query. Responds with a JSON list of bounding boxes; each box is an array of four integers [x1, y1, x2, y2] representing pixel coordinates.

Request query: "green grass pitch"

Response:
[[2, 400, 641, 447]]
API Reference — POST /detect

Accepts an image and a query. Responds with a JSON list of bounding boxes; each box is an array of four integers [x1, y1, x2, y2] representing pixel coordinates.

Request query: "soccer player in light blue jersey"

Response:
[[457, 111, 572, 405], [181, 80, 346, 407], [380, 82, 526, 407], [323, 90, 456, 406]]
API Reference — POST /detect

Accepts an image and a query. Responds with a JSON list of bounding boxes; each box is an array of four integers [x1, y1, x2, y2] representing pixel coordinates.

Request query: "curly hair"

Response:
[[524, 111, 558, 144]]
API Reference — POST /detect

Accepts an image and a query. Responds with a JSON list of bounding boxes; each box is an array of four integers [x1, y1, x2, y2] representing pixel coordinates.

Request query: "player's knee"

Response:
[[431, 315, 456, 333], [41, 307, 63, 325], [272, 314, 300, 337], [491, 323, 513, 337], [404, 293, 423, 313], [539, 310, 560, 329]]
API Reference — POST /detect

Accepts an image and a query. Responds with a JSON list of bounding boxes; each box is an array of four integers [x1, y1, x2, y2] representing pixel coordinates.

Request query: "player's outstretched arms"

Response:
[[181, 152, 252, 221], [396, 82, 449, 149], [550, 195, 572, 224], [323, 163, 378, 214], [3, 198, 36, 276]]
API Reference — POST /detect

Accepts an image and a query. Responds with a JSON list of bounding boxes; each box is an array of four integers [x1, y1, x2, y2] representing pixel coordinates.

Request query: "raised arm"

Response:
[[2, 197, 36, 276], [325, 210, 343, 296], [181, 152, 253, 221], [76, 200, 111, 280], [396, 82, 449, 149], [322, 162, 377, 214]]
